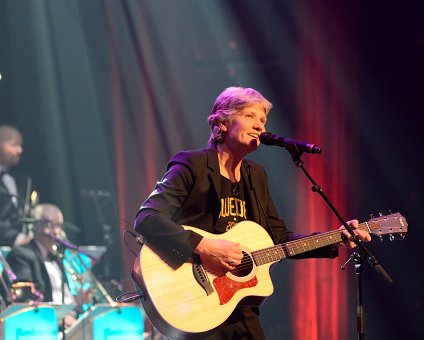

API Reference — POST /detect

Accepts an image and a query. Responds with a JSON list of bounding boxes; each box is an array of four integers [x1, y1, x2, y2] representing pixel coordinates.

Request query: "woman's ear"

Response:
[[218, 120, 228, 132]]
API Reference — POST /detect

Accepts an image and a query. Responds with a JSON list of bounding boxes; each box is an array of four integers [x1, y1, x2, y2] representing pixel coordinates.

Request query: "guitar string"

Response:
[[202, 229, 345, 273], [199, 216, 401, 273], [200, 222, 377, 273], [203, 229, 342, 273]]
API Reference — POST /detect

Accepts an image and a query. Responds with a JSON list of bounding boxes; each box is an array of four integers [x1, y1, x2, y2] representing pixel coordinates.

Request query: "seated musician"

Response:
[[6, 203, 87, 328]]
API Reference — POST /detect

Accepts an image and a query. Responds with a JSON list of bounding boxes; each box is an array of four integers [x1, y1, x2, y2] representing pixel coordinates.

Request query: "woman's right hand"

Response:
[[194, 237, 243, 272]]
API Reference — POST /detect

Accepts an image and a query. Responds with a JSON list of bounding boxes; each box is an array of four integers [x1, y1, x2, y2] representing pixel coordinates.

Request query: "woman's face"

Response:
[[220, 102, 267, 154]]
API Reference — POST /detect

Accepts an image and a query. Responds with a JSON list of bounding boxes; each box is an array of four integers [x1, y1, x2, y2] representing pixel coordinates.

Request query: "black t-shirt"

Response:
[[215, 176, 248, 234]]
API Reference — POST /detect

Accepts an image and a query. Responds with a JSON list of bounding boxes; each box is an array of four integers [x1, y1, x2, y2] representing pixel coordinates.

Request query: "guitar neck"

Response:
[[252, 222, 370, 266]]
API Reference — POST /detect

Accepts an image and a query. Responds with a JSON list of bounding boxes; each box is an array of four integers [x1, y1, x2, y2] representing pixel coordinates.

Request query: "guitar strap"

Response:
[[244, 162, 279, 245]]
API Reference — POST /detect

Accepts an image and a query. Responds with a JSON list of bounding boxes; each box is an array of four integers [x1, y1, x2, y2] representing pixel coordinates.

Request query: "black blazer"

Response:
[[6, 240, 53, 301], [135, 146, 338, 268], [0, 171, 30, 246]]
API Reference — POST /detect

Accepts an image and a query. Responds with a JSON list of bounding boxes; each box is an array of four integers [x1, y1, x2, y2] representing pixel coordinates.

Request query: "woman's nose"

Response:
[[254, 121, 265, 132]]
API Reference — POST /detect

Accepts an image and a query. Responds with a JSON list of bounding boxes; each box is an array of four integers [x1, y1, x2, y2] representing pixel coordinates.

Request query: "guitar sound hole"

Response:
[[230, 251, 253, 277]]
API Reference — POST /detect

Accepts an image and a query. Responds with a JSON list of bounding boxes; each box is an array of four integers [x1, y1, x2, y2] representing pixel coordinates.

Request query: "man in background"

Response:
[[6, 203, 79, 328], [0, 125, 32, 246]]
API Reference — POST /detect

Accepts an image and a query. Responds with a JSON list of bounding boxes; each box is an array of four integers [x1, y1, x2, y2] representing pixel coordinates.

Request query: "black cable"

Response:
[[122, 229, 144, 257], [115, 291, 144, 303]]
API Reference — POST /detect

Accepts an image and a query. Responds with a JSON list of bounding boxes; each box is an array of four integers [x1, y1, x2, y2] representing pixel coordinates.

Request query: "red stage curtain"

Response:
[[291, 2, 359, 340], [107, 1, 360, 337]]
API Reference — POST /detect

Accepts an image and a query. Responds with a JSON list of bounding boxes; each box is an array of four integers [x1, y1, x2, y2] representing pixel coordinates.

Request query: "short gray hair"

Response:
[[207, 87, 272, 145]]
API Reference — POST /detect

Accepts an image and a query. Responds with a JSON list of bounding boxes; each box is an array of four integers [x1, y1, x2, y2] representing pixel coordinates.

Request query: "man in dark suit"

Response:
[[0, 125, 32, 246], [6, 203, 78, 328]]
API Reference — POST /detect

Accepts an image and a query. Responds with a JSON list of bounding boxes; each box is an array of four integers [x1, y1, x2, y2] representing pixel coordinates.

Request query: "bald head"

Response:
[[33, 204, 64, 223]]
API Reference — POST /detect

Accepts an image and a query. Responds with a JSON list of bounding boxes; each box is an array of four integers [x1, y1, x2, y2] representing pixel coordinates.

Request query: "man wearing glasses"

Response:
[[6, 203, 78, 328]]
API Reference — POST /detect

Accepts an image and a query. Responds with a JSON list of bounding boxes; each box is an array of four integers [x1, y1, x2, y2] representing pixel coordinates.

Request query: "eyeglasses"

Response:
[[37, 220, 63, 229]]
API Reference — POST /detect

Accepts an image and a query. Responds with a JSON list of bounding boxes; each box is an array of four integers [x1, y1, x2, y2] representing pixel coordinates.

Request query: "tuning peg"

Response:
[[370, 213, 375, 219], [388, 209, 392, 214], [389, 234, 394, 241], [399, 234, 406, 240], [379, 212, 384, 217], [378, 232, 384, 242]]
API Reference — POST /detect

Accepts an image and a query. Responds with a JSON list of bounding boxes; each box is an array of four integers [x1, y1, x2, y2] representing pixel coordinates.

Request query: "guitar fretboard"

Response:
[[252, 223, 371, 266]]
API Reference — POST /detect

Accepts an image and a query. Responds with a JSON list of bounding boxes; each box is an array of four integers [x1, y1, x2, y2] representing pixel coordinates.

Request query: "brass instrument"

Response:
[[11, 281, 44, 302], [0, 249, 43, 312], [58, 243, 114, 311]]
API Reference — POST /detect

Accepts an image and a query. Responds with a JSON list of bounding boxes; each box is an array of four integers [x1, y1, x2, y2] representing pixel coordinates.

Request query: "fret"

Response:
[[252, 246, 285, 266], [281, 230, 343, 256], [279, 222, 374, 256]]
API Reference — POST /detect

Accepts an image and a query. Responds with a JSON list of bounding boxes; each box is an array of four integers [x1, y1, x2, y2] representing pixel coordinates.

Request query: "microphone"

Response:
[[259, 132, 322, 154], [33, 229, 78, 250], [20, 218, 49, 224], [33, 229, 99, 261]]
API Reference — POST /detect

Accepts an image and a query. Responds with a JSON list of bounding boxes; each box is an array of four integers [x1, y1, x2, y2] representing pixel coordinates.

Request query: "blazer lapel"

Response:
[[205, 146, 222, 199], [30, 241, 53, 301], [241, 161, 261, 223]]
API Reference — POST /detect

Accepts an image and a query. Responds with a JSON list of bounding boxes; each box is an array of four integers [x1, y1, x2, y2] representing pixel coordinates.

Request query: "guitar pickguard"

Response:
[[213, 275, 258, 305]]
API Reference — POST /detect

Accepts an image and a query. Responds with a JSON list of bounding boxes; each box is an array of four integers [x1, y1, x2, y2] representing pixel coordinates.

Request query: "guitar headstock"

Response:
[[367, 212, 408, 242]]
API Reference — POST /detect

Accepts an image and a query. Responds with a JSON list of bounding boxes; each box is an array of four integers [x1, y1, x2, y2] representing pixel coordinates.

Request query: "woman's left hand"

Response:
[[339, 219, 372, 248]]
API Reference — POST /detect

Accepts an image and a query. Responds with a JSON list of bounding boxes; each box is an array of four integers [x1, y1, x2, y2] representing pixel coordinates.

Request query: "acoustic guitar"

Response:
[[133, 213, 407, 339]]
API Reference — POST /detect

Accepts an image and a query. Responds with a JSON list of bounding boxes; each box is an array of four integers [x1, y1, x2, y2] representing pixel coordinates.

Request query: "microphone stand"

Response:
[[87, 192, 113, 279], [54, 250, 67, 340], [286, 147, 392, 340]]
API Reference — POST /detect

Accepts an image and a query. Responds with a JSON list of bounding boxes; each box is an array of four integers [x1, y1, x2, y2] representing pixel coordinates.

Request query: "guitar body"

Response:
[[133, 221, 276, 339]]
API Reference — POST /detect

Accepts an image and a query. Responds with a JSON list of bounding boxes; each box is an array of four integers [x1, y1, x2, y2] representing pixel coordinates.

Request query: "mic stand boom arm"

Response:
[[286, 148, 392, 340]]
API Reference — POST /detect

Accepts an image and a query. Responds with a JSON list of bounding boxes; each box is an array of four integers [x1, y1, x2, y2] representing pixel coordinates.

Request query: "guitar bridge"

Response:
[[192, 254, 214, 296]]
